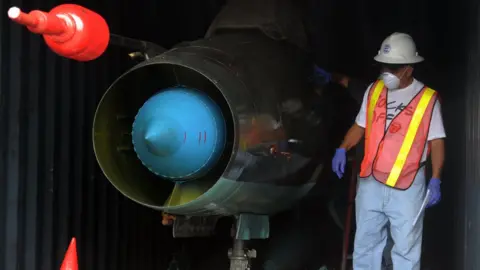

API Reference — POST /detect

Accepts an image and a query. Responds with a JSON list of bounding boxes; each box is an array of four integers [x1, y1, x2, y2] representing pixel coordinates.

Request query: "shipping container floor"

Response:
[[169, 199, 450, 270]]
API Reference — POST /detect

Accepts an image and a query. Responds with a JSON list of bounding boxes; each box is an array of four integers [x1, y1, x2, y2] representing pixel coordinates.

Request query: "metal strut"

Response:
[[228, 219, 257, 270]]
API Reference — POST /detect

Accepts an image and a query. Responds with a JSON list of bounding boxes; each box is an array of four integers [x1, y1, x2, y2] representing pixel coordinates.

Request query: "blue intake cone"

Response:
[[132, 87, 227, 181]]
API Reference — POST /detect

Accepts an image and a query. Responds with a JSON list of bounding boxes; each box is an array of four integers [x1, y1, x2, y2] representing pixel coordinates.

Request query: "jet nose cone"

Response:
[[143, 121, 181, 157], [132, 87, 227, 181]]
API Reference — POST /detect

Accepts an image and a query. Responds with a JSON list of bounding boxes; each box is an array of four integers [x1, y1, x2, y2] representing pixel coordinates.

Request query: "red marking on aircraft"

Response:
[[204, 131, 207, 143]]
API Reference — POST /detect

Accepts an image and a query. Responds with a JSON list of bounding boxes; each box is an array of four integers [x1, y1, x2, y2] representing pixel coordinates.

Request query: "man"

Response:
[[314, 66, 395, 270], [331, 32, 446, 270], [314, 65, 396, 269]]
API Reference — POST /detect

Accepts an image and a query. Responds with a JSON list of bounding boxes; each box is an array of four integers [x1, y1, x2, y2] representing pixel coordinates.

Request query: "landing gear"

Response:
[[166, 213, 268, 269], [228, 239, 257, 270], [228, 214, 269, 270]]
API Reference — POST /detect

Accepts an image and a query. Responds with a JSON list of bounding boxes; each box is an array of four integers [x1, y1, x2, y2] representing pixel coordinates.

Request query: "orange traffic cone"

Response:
[[60, 238, 78, 270]]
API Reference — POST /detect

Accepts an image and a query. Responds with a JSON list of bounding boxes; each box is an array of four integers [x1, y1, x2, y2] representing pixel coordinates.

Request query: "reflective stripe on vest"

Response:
[[365, 85, 436, 187], [366, 80, 385, 138], [384, 88, 435, 187]]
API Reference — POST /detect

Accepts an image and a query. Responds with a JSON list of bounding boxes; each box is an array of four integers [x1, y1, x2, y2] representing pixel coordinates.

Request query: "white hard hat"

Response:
[[374, 32, 424, 64]]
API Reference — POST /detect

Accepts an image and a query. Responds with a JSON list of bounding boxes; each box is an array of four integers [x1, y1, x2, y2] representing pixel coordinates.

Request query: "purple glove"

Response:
[[426, 178, 442, 208], [313, 65, 332, 85], [332, 148, 346, 179]]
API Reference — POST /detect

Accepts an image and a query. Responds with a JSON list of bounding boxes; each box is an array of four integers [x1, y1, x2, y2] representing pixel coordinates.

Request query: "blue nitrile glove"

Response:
[[313, 65, 332, 85], [332, 148, 346, 179], [426, 178, 442, 208]]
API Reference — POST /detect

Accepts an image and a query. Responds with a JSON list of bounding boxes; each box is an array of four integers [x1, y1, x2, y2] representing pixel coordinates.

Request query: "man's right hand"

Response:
[[332, 148, 347, 178]]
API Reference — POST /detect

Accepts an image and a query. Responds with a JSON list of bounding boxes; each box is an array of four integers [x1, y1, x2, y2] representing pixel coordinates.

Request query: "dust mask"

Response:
[[381, 72, 400, 90], [381, 67, 409, 90]]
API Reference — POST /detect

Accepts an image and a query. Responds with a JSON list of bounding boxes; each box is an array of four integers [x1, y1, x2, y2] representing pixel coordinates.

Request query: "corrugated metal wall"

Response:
[[461, 1, 480, 269], [0, 0, 180, 269]]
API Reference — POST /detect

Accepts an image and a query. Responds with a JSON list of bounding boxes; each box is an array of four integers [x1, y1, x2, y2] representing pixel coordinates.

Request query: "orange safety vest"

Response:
[[359, 80, 437, 190]]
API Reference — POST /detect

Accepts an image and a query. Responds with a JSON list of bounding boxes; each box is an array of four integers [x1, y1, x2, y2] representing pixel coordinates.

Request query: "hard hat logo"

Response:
[[374, 32, 424, 64], [383, 44, 391, 54]]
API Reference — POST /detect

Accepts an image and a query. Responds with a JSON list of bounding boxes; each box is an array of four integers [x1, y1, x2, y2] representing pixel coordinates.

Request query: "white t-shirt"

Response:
[[355, 79, 446, 162]]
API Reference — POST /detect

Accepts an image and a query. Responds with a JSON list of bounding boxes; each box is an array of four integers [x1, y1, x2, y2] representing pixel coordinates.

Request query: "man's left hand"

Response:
[[426, 178, 442, 208]]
